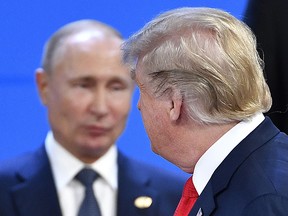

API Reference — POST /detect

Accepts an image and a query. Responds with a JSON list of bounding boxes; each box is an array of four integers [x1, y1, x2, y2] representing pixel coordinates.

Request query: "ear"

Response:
[[169, 89, 183, 122], [35, 68, 49, 105]]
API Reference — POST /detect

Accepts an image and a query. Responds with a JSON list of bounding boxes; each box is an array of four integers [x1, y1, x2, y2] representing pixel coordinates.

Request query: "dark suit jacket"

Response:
[[0, 147, 185, 216], [189, 117, 288, 216]]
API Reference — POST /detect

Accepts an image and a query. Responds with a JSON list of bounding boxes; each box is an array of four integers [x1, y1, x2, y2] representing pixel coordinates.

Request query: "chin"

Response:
[[151, 146, 163, 158], [150, 143, 158, 154], [78, 139, 106, 151], [80, 146, 107, 160]]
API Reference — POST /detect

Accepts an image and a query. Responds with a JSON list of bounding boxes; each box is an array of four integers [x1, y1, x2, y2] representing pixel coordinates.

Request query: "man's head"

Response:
[[122, 7, 272, 171], [123, 7, 272, 124], [36, 20, 134, 163]]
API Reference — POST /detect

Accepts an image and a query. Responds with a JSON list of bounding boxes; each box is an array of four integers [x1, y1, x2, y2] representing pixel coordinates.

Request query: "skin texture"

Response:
[[36, 31, 134, 163]]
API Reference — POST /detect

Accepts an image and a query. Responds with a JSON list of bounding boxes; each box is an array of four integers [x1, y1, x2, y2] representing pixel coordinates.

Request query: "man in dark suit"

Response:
[[122, 7, 288, 215], [0, 20, 184, 216]]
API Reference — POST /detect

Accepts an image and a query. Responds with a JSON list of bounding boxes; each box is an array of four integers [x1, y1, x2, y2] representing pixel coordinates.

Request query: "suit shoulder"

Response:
[[0, 147, 45, 179], [118, 151, 186, 188], [229, 132, 288, 200], [254, 132, 288, 193]]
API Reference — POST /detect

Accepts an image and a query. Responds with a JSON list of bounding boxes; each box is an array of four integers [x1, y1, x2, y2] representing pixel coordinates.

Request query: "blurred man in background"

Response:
[[0, 19, 184, 216]]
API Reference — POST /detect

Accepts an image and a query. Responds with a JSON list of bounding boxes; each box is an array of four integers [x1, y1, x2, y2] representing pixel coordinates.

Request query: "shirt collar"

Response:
[[45, 131, 118, 191], [193, 113, 265, 195]]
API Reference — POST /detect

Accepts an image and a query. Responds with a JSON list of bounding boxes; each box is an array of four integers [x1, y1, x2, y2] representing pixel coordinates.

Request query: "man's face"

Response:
[[134, 62, 170, 156], [37, 34, 134, 163], [135, 62, 198, 172]]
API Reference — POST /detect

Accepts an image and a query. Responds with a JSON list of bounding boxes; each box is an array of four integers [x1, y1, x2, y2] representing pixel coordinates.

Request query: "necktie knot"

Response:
[[182, 177, 198, 198], [75, 168, 99, 187]]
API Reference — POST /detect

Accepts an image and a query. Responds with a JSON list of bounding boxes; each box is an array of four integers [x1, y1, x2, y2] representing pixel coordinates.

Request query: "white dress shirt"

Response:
[[193, 113, 265, 195], [45, 131, 118, 216]]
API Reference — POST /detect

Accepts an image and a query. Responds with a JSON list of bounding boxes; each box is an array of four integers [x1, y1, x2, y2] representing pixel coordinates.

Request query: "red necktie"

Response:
[[174, 176, 199, 216]]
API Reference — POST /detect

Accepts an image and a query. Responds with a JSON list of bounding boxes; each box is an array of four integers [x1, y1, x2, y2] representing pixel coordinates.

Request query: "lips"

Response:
[[84, 125, 110, 136]]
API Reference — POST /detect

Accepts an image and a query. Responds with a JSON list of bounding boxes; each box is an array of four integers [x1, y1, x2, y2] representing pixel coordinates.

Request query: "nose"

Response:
[[89, 89, 109, 118], [137, 98, 141, 111]]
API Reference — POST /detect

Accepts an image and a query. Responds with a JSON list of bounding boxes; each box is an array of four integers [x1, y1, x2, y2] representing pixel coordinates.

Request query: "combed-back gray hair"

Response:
[[122, 7, 272, 124], [42, 19, 122, 73]]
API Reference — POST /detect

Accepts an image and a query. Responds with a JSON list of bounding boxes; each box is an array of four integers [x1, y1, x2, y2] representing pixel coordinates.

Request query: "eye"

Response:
[[110, 83, 126, 91], [72, 78, 95, 88], [108, 79, 130, 91], [78, 82, 89, 88]]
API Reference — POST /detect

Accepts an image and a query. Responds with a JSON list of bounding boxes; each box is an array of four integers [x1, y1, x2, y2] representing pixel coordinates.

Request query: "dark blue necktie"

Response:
[[75, 168, 101, 216]]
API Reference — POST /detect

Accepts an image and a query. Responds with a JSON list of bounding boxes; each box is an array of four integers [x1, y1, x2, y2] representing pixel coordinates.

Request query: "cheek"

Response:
[[141, 107, 156, 130], [110, 95, 132, 119], [142, 103, 166, 135], [49, 90, 89, 119]]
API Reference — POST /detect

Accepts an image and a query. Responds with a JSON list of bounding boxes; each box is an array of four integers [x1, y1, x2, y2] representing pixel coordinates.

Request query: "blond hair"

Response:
[[123, 7, 272, 124]]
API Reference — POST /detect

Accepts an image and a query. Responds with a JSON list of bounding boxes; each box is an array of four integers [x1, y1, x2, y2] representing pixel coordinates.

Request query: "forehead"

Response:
[[51, 31, 122, 65], [69, 30, 107, 43], [54, 34, 121, 64], [50, 35, 133, 83], [68, 32, 122, 56]]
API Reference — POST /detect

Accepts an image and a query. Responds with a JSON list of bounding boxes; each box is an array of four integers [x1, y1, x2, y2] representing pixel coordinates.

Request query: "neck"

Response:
[[174, 120, 238, 173]]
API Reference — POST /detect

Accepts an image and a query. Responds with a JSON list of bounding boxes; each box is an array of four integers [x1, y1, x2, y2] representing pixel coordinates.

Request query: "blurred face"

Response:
[[37, 33, 134, 163]]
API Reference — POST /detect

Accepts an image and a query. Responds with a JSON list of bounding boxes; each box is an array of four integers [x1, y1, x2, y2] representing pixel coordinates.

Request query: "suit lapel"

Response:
[[117, 151, 158, 216], [189, 117, 280, 216], [189, 182, 215, 216], [11, 146, 62, 216]]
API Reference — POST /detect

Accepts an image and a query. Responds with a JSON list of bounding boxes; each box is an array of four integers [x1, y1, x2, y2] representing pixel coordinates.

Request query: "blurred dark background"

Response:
[[244, 0, 288, 134]]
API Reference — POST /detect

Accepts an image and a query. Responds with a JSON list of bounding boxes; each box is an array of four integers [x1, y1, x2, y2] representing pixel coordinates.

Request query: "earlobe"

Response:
[[35, 68, 49, 105]]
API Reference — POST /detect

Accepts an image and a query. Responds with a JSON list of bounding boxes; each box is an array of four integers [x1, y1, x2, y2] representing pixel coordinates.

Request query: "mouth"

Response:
[[84, 125, 110, 136]]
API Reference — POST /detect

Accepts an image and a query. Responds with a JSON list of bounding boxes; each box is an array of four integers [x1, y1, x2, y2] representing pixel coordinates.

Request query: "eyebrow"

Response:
[[69, 74, 131, 85]]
